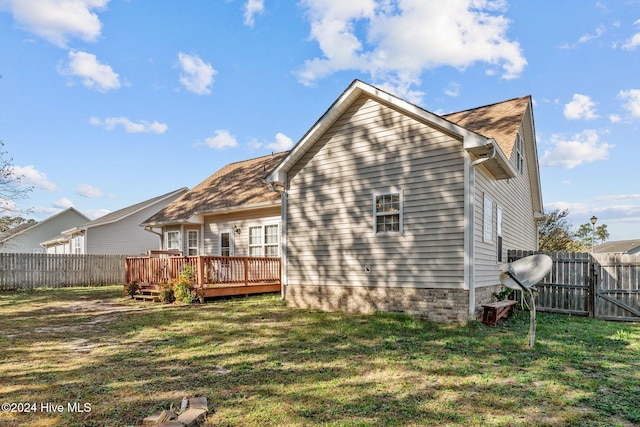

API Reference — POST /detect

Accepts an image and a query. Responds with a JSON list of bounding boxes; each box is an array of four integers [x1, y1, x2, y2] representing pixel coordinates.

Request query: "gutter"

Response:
[[265, 179, 287, 301], [143, 226, 164, 250], [467, 142, 497, 320]]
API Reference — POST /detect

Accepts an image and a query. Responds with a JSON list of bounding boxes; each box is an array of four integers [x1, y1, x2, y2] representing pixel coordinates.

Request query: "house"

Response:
[[0, 207, 90, 253], [265, 80, 544, 322], [594, 240, 640, 255], [140, 153, 288, 257], [41, 188, 188, 255]]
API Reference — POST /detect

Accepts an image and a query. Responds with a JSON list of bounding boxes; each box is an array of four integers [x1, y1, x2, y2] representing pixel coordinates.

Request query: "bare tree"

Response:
[[0, 140, 32, 220]]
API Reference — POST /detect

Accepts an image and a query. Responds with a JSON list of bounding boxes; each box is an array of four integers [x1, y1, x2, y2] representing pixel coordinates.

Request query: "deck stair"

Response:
[[133, 283, 163, 302]]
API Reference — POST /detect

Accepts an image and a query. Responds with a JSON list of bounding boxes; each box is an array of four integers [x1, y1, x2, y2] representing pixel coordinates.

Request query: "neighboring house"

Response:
[[0, 207, 90, 253], [265, 80, 544, 322], [141, 153, 288, 257], [41, 188, 188, 255], [594, 240, 640, 255]]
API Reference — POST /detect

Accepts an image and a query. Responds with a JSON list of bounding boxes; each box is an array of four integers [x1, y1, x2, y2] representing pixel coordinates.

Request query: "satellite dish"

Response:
[[498, 254, 552, 348], [500, 254, 553, 290]]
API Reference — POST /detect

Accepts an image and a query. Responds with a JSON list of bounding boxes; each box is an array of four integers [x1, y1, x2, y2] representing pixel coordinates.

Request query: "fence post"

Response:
[[588, 254, 597, 318]]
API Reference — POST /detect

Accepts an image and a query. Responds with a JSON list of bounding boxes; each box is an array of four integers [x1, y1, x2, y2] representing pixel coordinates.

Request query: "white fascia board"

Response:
[[265, 80, 489, 182]]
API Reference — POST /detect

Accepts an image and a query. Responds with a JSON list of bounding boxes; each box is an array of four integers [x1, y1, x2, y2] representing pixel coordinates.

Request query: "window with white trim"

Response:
[[72, 235, 83, 254], [483, 195, 493, 243], [187, 230, 198, 256], [166, 231, 180, 251], [374, 191, 403, 233], [515, 133, 524, 175], [248, 224, 280, 257], [497, 207, 503, 262]]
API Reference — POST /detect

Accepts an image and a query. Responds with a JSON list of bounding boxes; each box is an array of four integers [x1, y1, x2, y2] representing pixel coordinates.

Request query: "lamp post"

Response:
[[590, 216, 598, 252]]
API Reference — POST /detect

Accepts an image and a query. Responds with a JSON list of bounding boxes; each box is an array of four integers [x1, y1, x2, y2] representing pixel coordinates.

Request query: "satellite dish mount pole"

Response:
[[507, 268, 537, 348]]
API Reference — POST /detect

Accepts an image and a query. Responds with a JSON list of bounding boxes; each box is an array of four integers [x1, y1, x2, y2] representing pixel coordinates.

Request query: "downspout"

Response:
[[266, 181, 287, 301], [467, 143, 496, 320], [143, 226, 164, 250]]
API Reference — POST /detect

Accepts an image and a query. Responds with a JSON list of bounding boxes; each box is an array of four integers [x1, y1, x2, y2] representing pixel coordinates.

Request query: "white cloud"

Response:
[[622, 19, 640, 50], [177, 52, 216, 95], [76, 184, 109, 198], [244, 0, 264, 27], [86, 208, 110, 220], [0, 0, 109, 47], [619, 89, 640, 117], [563, 94, 599, 120], [52, 197, 74, 209], [10, 165, 58, 191], [540, 130, 613, 169], [265, 133, 294, 151], [202, 130, 238, 149], [296, 0, 526, 101], [60, 50, 120, 92], [90, 116, 168, 133], [443, 82, 461, 97], [578, 25, 605, 44], [609, 114, 621, 123]]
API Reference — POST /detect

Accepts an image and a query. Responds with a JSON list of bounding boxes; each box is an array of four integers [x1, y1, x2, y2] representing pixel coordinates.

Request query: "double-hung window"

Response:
[[374, 191, 403, 234], [249, 224, 280, 257], [515, 133, 524, 175], [187, 230, 198, 256], [166, 231, 180, 252]]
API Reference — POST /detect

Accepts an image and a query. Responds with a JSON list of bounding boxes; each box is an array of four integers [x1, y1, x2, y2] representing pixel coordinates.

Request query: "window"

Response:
[[187, 230, 198, 256], [497, 207, 503, 262], [72, 235, 83, 254], [219, 229, 232, 256], [483, 195, 493, 243], [515, 133, 524, 175], [374, 191, 403, 233], [249, 224, 280, 257], [166, 231, 180, 251], [264, 224, 279, 257]]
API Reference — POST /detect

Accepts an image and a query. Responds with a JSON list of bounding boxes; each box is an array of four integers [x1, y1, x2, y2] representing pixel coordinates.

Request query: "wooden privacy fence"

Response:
[[508, 250, 640, 321], [125, 255, 281, 287], [0, 253, 128, 290]]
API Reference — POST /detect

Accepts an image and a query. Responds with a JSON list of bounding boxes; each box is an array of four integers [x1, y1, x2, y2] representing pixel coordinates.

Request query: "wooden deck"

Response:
[[125, 255, 281, 300]]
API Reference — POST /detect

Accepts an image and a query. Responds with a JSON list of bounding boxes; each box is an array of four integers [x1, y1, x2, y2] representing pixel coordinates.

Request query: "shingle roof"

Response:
[[444, 95, 531, 158], [143, 152, 288, 225], [82, 187, 188, 228], [594, 239, 640, 254]]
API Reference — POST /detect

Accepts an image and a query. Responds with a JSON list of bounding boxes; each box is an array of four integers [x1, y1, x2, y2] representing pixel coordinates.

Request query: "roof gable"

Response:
[[443, 96, 531, 158], [0, 207, 89, 244], [143, 152, 288, 225]]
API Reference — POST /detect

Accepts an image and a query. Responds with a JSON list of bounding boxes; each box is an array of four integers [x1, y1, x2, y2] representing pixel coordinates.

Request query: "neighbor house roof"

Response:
[[443, 95, 531, 159], [594, 239, 640, 254], [0, 207, 90, 244], [79, 187, 188, 229], [142, 152, 288, 226]]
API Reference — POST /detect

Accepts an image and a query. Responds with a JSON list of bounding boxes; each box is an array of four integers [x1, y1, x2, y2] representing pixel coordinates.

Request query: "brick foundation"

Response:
[[285, 284, 471, 323]]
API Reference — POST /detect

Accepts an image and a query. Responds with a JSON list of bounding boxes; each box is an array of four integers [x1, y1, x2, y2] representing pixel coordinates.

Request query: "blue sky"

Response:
[[1, 0, 639, 242]]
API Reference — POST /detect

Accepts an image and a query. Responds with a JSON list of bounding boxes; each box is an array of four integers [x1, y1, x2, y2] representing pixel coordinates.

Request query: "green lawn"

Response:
[[0, 286, 638, 427]]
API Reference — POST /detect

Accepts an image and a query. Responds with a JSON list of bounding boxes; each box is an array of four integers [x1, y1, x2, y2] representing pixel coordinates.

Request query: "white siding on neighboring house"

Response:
[[286, 95, 466, 290]]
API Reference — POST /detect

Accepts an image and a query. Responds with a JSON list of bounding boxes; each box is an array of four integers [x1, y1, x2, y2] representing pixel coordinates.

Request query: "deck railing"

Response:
[[125, 255, 281, 287]]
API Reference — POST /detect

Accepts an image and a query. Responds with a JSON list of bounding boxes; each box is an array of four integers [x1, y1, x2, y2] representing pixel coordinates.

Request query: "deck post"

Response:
[[244, 257, 249, 286], [197, 256, 205, 286]]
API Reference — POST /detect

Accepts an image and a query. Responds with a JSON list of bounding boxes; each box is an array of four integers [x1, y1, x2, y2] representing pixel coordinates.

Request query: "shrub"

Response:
[[173, 280, 194, 304], [158, 285, 175, 303], [124, 282, 139, 298]]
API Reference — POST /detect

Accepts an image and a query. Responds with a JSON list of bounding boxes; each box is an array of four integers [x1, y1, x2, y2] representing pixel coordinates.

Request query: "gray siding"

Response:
[[286, 95, 466, 290], [474, 114, 538, 288], [203, 207, 281, 256]]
